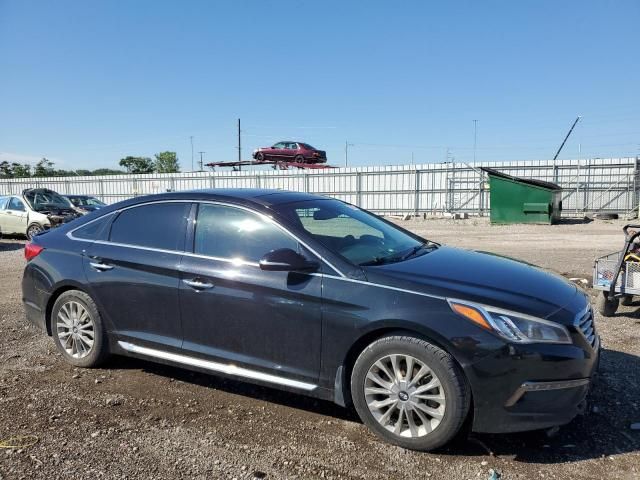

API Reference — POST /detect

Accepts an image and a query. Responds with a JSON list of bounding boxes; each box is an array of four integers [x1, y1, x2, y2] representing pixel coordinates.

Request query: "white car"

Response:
[[0, 189, 81, 239]]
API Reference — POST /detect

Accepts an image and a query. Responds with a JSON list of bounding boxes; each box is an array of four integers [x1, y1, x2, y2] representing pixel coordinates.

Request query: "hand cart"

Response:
[[593, 223, 640, 316]]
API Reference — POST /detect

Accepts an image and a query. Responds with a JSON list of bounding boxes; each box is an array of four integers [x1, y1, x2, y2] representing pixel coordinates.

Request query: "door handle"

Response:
[[90, 262, 114, 272], [183, 279, 214, 290]]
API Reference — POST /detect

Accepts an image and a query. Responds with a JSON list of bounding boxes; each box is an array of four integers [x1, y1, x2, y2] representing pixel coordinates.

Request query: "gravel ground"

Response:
[[1, 219, 639, 480]]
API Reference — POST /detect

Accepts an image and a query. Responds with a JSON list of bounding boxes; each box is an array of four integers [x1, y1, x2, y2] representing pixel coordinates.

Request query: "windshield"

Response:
[[277, 199, 434, 266], [23, 190, 73, 211]]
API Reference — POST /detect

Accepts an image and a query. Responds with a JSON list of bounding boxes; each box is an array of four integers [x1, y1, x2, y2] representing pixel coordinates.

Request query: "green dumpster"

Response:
[[481, 167, 562, 224]]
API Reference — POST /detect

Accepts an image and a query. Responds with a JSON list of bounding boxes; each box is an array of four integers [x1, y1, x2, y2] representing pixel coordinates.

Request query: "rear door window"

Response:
[[194, 203, 298, 262], [109, 202, 190, 251]]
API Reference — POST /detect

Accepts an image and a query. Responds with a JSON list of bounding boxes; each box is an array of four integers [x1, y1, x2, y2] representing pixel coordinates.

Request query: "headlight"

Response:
[[448, 299, 572, 344]]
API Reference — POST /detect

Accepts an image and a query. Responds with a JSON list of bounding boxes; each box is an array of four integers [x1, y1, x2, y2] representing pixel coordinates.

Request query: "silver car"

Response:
[[0, 189, 81, 239]]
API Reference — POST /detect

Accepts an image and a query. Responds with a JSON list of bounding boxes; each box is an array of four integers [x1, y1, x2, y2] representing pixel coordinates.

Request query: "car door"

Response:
[[269, 142, 286, 160], [178, 202, 323, 384], [83, 201, 192, 350], [4, 197, 29, 234]]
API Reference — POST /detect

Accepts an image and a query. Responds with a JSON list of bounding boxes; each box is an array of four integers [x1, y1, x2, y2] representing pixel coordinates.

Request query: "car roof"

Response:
[[103, 189, 331, 212], [186, 188, 328, 206]]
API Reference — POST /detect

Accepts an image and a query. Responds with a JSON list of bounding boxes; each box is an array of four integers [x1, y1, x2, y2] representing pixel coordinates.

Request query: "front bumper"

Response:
[[469, 335, 600, 433]]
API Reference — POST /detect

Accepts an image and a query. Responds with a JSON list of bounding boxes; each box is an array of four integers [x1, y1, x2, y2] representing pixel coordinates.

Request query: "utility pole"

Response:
[[190, 136, 194, 172], [473, 120, 478, 163], [237, 118, 242, 171], [198, 151, 205, 171], [344, 140, 354, 167]]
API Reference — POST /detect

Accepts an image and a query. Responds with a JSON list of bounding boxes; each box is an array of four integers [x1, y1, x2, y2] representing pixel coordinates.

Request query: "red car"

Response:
[[253, 141, 327, 164]]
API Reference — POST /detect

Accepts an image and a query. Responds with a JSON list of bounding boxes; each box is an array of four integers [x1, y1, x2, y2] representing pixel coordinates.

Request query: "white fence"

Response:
[[1, 157, 638, 216]]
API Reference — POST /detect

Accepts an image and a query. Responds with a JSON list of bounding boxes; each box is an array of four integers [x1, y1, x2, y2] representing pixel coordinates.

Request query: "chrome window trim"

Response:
[[66, 198, 345, 277], [118, 341, 317, 391], [67, 212, 116, 243]]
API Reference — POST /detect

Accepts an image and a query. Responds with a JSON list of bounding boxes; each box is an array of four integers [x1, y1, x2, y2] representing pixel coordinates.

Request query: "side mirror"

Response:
[[259, 248, 319, 272]]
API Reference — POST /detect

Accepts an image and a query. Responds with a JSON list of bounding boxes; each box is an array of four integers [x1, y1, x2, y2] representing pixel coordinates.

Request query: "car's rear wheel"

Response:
[[351, 335, 470, 451], [620, 294, 634, 306], [256, 152, 265, 161], [294, 154, 306, 163], [51, 290, 110, 368], [27, 223, 43, 239]]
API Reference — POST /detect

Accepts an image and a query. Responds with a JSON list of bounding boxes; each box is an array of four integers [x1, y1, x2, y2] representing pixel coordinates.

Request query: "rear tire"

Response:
[[350, 335, 470, 451], [595, 291, 619, 317], [51, 290, 110, 368], [294, 155, 306, 163]]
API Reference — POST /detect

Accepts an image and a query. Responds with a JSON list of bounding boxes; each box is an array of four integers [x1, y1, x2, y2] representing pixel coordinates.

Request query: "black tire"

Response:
[[51, 290, 110, 368], [255, 152, 265, 161], [27, 223, 43, 240], [294, 155, 306, 163], [620, 294, 634, 306], [595, 291, 619, 317], [350, 335, 470, 451], [594, 213, 619, 220]]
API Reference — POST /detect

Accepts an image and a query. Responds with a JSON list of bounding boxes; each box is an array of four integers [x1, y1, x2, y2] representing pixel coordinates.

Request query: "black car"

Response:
[[65, 195, 106, 214], [22, 189, 599, 451]]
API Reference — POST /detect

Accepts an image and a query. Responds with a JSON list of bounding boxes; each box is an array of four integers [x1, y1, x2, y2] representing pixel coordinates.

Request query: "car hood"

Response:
[[363, 246, 581, 323]]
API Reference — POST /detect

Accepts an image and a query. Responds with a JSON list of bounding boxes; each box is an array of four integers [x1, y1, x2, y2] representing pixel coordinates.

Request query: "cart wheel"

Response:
[[596, 291, 619, 317], [620, 295, 634, 306]]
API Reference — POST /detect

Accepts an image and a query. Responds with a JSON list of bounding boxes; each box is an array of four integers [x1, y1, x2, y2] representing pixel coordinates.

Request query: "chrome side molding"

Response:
[[117, 341, 317, 391], [504, 378, 590, 407]]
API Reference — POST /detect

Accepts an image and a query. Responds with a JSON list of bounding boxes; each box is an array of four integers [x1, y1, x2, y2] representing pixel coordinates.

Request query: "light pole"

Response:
[[190, 136, 194, 172], [345, 140, 354, 167], [198, 151, 205, 171], [473, 120, 478, 163]]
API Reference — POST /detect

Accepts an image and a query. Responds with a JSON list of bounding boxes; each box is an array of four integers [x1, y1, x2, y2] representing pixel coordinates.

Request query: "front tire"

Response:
[[350, 335, 470, 451], [27, 223, 43, 239], [255, 152, 265, 161], [596, 291, 619, 317], [51, 290, 110, 368]]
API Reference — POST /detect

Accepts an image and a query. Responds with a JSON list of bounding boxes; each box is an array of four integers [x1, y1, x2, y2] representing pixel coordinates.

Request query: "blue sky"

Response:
[[1, 1, 639, 171]]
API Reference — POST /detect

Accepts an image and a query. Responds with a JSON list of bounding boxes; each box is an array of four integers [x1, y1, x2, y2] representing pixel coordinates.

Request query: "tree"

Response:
[[34, 157, 55, 177], [11, 163, 31, 178], [154, 151, 180, 173], [119, 156, 154, 174], [0, 161, 11, 178]]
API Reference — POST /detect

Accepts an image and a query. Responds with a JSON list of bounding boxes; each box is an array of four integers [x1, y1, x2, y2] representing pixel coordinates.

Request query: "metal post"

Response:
[[356, 172, 362, 208], [414, 168, 421, 216], [237, 118, 242, 169]]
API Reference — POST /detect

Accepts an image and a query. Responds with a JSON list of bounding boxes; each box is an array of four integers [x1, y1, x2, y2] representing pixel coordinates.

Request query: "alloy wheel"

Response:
[[364, 354, 446, 438], [56, 301, 95, 359]]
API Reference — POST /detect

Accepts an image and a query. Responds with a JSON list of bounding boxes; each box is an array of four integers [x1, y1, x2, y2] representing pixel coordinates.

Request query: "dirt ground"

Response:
[[1, 218, 639, 480]]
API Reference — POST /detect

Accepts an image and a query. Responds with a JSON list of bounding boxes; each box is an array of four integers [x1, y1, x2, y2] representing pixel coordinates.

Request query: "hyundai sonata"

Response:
[[22, 189, 599, 451]]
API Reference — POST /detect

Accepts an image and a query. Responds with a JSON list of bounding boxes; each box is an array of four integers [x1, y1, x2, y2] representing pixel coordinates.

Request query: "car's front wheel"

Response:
[[27, 223, 43, 239], [351, 335, 470, 451], [255, 152, 265, 161], [51, 290, 110, 368]]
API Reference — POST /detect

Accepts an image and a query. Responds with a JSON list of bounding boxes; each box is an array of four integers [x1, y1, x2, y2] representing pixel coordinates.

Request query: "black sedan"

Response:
[[22, 189, 599, 451]]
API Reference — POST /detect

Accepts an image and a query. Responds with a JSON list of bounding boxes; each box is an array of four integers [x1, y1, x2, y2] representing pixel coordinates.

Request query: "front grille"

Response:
[[577, 307, 596, 347]]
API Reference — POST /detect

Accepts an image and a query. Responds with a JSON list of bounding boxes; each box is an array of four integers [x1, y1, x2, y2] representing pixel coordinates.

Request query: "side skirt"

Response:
[[117, 341, 318, 392]]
